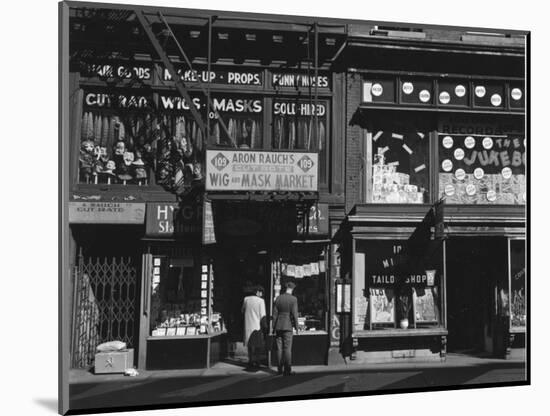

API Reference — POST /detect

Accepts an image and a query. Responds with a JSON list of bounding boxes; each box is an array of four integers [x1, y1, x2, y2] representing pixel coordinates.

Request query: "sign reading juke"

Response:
[[206, 150, 318, 192]]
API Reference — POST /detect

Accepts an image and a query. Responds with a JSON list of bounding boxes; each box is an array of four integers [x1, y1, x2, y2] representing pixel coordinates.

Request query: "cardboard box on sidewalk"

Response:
[[94, 349, 134, 374]]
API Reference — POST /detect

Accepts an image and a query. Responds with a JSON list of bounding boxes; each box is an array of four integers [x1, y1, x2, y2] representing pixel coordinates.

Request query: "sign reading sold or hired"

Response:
[[206, 150, 318, 191]]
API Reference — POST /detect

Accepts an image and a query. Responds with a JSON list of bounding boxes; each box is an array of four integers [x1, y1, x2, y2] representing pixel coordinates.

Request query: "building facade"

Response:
[[62, 3, 526, 370]]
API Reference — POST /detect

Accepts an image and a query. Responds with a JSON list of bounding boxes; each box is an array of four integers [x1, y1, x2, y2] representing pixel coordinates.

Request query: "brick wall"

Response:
[[345, 72, 364, 213]]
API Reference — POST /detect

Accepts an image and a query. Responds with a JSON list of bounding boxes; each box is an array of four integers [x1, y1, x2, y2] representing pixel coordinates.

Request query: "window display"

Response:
[[149, 256, 224, 337], [273, 99, 328, 184], [278, 244, 328, 332], [367, 131, 429, 204], [438, 133, 526, 204], [357, 241, 443, 331], [510, 239, 526, 328]]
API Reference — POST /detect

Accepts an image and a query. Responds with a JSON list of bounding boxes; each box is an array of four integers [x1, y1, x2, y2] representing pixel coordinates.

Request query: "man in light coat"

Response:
[[272, 281, 299, 375], [242, 285, 266, 368]]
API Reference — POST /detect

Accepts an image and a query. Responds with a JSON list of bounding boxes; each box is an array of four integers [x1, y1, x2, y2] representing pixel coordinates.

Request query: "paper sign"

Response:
[[295, 265, 304, 278], [442, 136, 454, 149], [166, 327, 177, 336], [303, 264, 312, 277], [373, 131, 383, 141], [464, 136, 476, 149], [311, 262, 320, 275], [319, 260, 326, 273], [454, 148, 465, 161], [474, 167, 484, 180], [201, 299, 207, 307], [466, 184, 477, 196], [455, 85, 466, 97], [202, 265, 208, 273], [371, 83, 383, 97], [419, 89, 431, 102], [475, 85, 486, 98], [482, 137, 493, 149], [286, 265, 296, 277], [441, 159, 453, 172], [402, 82, 414, 94], [491, 94, 502, 106], [201, 282, 207, 289], [201, 290, 207, 298], [511, 88, 522, 101], [455, 169, 466, 181], [153, 258, 161, 266], [439, 91, 450, 104]]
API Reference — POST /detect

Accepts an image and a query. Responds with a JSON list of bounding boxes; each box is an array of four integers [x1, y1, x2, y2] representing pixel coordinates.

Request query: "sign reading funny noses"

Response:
[[205, 150, 318, 192]]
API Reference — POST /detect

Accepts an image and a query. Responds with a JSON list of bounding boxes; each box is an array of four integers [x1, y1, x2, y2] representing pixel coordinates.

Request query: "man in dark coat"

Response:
[[272, 281, 299, 375]]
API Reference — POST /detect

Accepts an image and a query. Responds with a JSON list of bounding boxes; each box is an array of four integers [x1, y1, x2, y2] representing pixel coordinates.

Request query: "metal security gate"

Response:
[[71, 252, 139, 368]]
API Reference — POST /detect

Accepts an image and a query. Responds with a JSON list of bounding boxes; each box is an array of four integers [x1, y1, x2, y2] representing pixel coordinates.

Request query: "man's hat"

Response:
[[285, 281, 296, 290]]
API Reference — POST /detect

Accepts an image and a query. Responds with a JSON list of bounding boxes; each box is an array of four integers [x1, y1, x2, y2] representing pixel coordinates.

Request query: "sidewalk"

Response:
[[69, 352, 526, 384]]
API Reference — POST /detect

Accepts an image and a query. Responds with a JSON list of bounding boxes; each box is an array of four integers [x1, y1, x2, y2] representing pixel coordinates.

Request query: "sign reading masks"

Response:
[[205, 150, 318, 192]]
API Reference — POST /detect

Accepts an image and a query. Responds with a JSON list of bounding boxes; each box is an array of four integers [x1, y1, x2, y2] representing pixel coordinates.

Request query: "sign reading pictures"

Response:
[[69, 202, 145, 224], [206, 150, 318, 191]]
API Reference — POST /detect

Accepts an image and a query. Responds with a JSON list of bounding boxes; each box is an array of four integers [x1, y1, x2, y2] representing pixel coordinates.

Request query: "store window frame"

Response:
[[508, 237, 526, 333], [351, 237, 447, 334], [363, 129, 435, 205]]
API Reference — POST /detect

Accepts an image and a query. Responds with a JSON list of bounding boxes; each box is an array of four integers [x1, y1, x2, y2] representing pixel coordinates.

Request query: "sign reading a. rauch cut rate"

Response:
[[206, 150, 318, 192]]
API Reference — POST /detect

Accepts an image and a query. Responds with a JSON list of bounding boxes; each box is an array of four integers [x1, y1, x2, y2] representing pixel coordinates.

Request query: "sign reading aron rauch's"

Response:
[[206, 150, 318, 192], [69, 202, 145, 224]]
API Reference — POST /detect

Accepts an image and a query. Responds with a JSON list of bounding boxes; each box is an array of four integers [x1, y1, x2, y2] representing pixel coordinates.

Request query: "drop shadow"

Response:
[[33, 398, 58, 413]]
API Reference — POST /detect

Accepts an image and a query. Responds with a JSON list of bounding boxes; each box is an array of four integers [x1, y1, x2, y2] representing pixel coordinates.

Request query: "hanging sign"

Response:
[[202, 200, 216, 244], [145, 202, 201, 237], [297, 203, 329, 236], [206, 150, 318, 191], [69, 202, 145, 224], [80, 62, 152, 81]]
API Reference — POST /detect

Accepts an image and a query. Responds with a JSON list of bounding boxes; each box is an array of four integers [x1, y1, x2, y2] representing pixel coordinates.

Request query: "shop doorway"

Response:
[[446, 237, 507, 355], [214, 240, 270, 363]]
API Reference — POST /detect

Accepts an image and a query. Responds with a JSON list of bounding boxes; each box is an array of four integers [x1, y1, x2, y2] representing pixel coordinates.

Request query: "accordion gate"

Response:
[[71, 254, 139, 368]]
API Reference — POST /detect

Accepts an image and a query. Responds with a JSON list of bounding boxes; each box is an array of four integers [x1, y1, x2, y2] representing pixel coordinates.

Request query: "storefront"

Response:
[[339, 65, 526, 362]]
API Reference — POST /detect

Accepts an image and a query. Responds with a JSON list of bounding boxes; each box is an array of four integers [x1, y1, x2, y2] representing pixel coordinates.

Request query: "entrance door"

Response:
[[215, 241, 270, 361], [446, 237, 507, 354]]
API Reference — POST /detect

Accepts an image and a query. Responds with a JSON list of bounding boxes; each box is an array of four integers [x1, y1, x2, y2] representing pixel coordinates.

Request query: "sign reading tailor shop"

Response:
[[206, 150, 318, 192]]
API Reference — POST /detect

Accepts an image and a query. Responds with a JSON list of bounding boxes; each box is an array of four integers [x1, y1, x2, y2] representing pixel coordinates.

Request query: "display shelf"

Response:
[[294, 330, 328, 336], [510, 326, 526, 334], [147, 330, 227, 341], [353, 327, 447, 338]]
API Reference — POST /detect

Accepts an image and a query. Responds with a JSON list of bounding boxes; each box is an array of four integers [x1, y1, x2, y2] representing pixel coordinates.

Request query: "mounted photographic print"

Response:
[[59, 1, 529, 415]]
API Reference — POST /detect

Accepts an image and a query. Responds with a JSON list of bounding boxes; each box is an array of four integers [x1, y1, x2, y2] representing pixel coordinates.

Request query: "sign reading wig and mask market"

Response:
[[206, 150, 318, 191]]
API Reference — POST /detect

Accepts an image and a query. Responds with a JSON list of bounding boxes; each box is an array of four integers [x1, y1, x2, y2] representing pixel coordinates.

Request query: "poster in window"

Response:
[[414, 287, 437, 322], [369, 288, 395, 323]]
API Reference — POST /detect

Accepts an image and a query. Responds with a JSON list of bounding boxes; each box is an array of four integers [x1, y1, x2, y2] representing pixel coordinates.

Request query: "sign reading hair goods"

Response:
[[80, 62, 152, 81], [272, 73, 330, 88], [69, 202, 145, 224], [163, 67, 263, 86], [206, 150, 318, 191]]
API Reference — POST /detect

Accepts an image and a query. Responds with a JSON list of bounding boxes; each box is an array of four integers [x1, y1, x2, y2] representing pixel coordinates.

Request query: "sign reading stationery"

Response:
[[206, 150, 318, 192], [69, 202, 145, 224]]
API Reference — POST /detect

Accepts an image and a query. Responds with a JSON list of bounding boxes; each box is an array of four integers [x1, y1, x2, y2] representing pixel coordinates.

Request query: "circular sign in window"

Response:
[[501, 167, 513, 179], [439, 91, 451, 104], [474, 167, 484, 180], [486, 190, 497, 202], [454, 148, 465, 161], [464, 136, 476, 149], [475, 85, 486, 98], [402, 82, 414, 95], [482, 137, 493, 150], [442, 136, 454, 149], [455, 84, 466, 97], [444, 184, 455, 196], [442, 159, 453, 172], [466, 184, 477, 196], [511, 88, 523, 101], [455, 168, 466, 181], [371, 83, 383, 97], [491, 93, 502, 106], [419, 89, 431, 103]]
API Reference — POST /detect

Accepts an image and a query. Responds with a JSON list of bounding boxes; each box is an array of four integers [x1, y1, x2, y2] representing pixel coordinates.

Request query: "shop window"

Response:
[[510, 239, 526, 329], [438, 133, 526, 204], [273, 99, 328, 184], [354, 240, 443, 331], [277, 244, 328, 332], [366, 130, 430, 204], [149, 255, 224, 337], [209, 96, 263, 149]]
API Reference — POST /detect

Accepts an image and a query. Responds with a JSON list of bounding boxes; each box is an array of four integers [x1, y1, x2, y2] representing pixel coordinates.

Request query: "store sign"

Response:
[[159, 95, 263, 113], [145, 202, 201, 237], [273, 101, 326, 116], [272, 73, 330, 88], [81, 62, 152, 80], [206, 150, 318, 191], [163, 67, 263, 86], [84, 91, 151, 109], [69, 202, 145, 224], [297, 203, 329, 236], [202, 200, 216, 244]]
